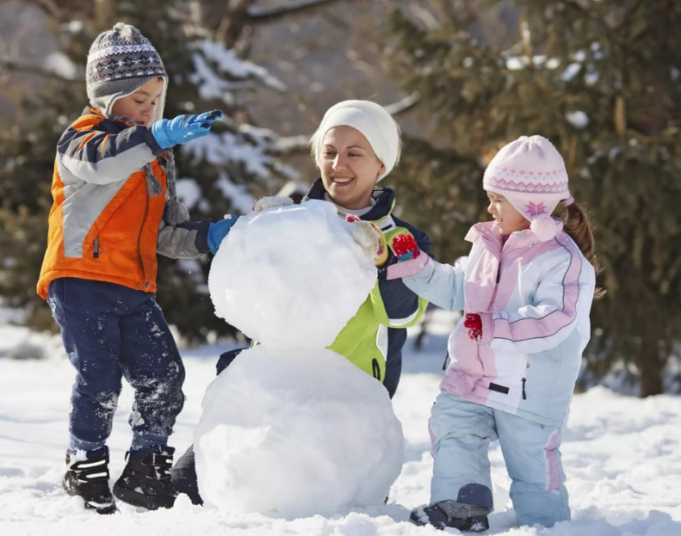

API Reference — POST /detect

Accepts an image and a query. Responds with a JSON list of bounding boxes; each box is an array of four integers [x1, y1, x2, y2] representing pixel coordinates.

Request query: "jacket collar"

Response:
[[82, 106, 134, 129], [465, 219, 564, 254], [304, 178, 396, 223]]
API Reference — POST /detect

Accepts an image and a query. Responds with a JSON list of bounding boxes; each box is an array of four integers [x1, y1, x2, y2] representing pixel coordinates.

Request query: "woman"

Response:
[[171, 99, 432, 505]]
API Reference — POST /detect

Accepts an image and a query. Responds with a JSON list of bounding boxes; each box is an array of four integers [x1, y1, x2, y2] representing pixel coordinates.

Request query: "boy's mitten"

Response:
[[208, 215, 238, 254], [345, 215, 388, 267], [386, 233, 430, 280], [253, 196, 294, 212], [152, 110, 223, 149]]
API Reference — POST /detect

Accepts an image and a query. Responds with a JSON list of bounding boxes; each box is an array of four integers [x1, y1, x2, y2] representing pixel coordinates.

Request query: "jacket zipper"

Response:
[[442, 351, 449, 370], [137, 184, 150, 288], [521, 378, 527, 400], [93, 237, 100, 259]]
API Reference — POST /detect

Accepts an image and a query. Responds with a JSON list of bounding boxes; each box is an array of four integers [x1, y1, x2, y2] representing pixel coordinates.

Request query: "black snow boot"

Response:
[[113, 446, 177, 510], [62, 446, 116, 515], [409, 500, 490, 532]]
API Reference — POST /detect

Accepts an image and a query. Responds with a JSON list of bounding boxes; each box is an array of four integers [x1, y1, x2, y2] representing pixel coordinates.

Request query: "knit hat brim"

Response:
[[92, 75, 168, 124]]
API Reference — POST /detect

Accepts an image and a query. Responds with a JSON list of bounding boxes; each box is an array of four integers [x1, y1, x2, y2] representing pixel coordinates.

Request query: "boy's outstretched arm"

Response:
[[58, 120, 165, 185], [58, 110, 223, 185]]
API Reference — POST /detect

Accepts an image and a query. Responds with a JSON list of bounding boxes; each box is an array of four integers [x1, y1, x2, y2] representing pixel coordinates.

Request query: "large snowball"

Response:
[[208, 200, 377, 349], [194, 345, 405, 517]]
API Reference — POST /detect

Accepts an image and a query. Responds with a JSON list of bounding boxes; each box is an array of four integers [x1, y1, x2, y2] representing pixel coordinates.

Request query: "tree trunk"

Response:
[[637, 322, 664, 397]]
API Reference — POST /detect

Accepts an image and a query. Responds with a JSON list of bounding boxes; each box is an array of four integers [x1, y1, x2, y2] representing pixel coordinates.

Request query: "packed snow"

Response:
[[208, 200, 376, 349], [1, 310, 681, 535], [197, 204, 399, 516], [194, 346, 404, 517]]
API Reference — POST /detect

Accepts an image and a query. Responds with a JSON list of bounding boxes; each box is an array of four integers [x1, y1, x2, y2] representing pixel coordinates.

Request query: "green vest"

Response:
[[327, 213, 429, 382]]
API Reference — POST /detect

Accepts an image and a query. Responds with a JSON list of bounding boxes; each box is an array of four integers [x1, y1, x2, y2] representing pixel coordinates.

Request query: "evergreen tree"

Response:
[[387, 0, 681, 396]]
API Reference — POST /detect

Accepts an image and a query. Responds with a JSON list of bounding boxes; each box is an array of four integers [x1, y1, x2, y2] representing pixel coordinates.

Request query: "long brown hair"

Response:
[[560, 201, 606, 299]]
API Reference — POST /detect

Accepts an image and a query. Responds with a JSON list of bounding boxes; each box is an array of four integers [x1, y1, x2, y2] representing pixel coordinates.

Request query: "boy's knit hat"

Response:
[[483, 135, 572, 241], [86, 22, 167, 122], [311, 100, 401, 182]]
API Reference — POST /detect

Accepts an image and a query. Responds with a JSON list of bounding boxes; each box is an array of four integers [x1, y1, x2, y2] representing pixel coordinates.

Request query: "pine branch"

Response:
[[0, 57, 79, 83], [273, 92, 420, 155], [383, 91, 420, 116], [246, 0, 360, 24]]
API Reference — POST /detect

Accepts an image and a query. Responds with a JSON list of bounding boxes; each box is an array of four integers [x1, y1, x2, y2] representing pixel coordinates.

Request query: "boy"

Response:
[[37, 23, 234, 514]]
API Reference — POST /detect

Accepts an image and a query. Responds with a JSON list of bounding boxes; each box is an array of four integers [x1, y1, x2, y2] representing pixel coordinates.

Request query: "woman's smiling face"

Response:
[[319, 126, 385, 210]]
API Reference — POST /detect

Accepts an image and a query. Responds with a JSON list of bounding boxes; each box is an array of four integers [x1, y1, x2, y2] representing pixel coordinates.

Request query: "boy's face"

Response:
[[486, 191, 529, 236], [319, 126, 385, 210], [110, 77, 164, 126]]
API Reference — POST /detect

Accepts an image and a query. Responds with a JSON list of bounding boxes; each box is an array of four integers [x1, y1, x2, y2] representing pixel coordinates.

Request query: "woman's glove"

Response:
[[386, 234, 430, 280], [151, 110, 224, 149], [207, 215, 238, 254], [252, 196, 294, 212], [463, 312, 493, 344], [345, 215, 388, 267]]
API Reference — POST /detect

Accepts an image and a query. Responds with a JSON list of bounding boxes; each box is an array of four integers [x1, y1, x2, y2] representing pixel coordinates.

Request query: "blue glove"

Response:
[[208, 216, 238, 254], [151, 110, 224, 149]]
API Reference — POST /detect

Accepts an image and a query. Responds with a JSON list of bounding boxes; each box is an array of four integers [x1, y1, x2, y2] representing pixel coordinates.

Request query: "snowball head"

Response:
[[208, 200, 377, 349], [194, 345, 405, 517], [530, 213, 561, 241]]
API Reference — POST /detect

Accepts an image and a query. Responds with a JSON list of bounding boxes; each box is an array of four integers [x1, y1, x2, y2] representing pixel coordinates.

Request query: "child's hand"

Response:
[[346, 215, 388, 267], [208, 215, 238, 254], [386, 233, 429, 280], [152, 110, 224, 149], [463, 313, 493, 344], [393, 234, 421, 261], [463, 313, 483, 341]]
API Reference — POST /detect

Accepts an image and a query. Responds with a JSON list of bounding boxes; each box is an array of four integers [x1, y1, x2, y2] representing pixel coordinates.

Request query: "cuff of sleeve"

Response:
[[177, 219, 211, 254], [141, 126, 166, 157], [479, 312, 495, 345], [386, 254, 430, 280]]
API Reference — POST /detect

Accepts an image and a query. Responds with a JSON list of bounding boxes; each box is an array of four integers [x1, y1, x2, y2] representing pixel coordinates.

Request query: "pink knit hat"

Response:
[[483, 135, 572, 241]]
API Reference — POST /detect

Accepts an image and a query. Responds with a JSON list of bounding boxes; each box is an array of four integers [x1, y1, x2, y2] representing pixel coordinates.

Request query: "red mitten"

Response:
[[392, 234, 421, 261], [463, 313, 483, 342]]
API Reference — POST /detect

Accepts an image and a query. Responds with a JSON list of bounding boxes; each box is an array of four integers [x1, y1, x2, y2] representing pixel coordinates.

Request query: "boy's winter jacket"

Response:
[[305, 179, 431, 397], [403, 221, 595, 427], [37, 108, 209, 299]]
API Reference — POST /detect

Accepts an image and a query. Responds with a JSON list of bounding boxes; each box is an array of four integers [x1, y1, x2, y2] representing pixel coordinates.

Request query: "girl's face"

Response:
[[486, 191, 530, 236], [110, 77, 164, 127], [319, 126, 385, 210]]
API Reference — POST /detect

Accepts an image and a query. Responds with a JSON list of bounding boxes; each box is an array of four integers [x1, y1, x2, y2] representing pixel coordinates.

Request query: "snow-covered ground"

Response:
[[1, 311, 680, 536]]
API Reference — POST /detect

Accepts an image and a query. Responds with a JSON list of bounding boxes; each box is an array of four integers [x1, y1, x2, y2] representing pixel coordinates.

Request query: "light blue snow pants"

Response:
[[429, 391, 570, 528]]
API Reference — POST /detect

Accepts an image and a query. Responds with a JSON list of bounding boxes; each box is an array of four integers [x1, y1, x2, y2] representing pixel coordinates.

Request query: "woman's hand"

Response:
[[345, 215, 388, 267]]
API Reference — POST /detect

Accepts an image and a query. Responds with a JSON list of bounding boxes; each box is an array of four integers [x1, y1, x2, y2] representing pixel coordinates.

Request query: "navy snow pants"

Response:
[[48, 278, 185, 452]]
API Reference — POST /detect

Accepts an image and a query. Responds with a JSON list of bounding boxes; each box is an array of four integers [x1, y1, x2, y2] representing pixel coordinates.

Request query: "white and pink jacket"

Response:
[[403, 220, 595, 428]]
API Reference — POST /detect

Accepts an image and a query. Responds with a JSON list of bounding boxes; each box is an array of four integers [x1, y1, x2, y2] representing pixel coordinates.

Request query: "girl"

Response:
[[389, 135, 600, 530]]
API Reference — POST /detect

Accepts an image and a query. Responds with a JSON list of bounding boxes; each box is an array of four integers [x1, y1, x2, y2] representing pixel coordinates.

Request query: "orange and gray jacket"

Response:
[[37, 108, 210, 299]]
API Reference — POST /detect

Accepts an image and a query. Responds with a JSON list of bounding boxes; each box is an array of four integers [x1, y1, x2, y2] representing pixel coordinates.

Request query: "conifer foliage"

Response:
[[387, 0, 681, 396]]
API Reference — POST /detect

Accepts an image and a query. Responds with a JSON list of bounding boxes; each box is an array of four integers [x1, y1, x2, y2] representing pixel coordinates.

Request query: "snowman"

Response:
[[194, 199, 405, 518]]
